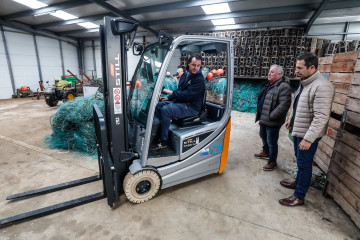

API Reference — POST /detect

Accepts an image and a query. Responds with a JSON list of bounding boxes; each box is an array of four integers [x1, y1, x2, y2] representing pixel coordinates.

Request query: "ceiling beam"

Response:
[[152, 20, 307, 35], [126, 0, 241, 15], [0, 18, 77, 45], [33, 0, 240, 30], [304, 0, 329, 34], [33, 13, 115, 29], [143, 0, 360, 27], [325, 0, 360, 9], [145, 4, 316, 26], [87, 0, 157, 35], [2, 0, 90, 20], [59, 28, 99, 35], [31, 0, 360, 34]]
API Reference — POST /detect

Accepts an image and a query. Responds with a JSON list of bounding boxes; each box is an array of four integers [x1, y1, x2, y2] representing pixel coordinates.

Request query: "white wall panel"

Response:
[[6, 32, 39, 92], [0, 32, 13, 99], [83, 46, 95, 73], [83, 36, 158, 82], [347, 22, 360, 41], [310, 23, 345, 41], [37, 36, 62, 83], [62, 42, 79, 78]]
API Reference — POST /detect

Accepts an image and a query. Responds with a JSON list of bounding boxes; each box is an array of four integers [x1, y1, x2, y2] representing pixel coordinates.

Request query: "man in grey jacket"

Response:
[[279, 53, 334, 207], [255, 65, 292, 171]]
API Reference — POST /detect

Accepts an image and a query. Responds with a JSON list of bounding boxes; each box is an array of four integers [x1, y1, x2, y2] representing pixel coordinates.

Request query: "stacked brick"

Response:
[[318, 51, 360, 229]]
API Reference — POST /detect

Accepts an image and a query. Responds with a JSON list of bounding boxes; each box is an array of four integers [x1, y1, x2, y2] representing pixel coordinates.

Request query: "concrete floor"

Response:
[[0, 98, 359, 240]]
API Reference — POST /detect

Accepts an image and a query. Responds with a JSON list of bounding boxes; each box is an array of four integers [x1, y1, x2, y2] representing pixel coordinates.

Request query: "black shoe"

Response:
[[150, 139, 168, 151]]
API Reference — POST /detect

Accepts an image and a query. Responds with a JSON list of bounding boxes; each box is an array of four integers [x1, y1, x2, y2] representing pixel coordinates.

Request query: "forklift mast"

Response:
[[99, 17, 139, 187]]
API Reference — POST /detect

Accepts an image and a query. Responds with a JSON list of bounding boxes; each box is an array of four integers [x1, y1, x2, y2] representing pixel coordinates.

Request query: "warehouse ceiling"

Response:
[[0, 0, 360, 44]]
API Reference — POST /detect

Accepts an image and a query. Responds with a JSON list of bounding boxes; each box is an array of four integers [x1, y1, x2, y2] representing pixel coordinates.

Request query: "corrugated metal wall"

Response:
[[0, 29, 12, 99], [6, 30, 39, 94], [37, 36, 62, 84], [0, 27, 78, 99], [81, 36, 158, 82]]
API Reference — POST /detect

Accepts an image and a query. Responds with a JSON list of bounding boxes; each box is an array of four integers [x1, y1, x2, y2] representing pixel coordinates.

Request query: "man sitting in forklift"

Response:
[[150, 54, 206, 151]]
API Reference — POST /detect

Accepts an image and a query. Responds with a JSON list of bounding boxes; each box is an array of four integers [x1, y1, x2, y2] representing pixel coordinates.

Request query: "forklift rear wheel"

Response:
[[123, 170, 161, 204]]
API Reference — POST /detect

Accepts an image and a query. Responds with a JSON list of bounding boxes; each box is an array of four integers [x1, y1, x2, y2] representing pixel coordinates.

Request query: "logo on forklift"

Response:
[[115, 54, 121, 85], [210, 142, 223, 156], [113, 88, 122, 114]]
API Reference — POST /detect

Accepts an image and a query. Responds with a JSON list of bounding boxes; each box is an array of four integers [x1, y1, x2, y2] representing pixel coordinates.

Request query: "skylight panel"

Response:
[[201, 3, 230, 15], [13, 0, 47, 9], [77, 22, 99, 29], [50, 10, 78, 20]]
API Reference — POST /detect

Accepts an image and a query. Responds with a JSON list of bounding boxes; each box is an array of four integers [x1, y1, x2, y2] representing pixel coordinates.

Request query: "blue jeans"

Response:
[[293, 136, 321, 200], [259, 124, 281, 163], [155, 101, 198, 141]]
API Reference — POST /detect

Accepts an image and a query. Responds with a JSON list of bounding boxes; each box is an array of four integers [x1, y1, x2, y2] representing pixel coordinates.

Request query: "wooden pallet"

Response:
[[319, 51, 360, 229], [314, 120, 338, 173], [326, 129, 360, 229]]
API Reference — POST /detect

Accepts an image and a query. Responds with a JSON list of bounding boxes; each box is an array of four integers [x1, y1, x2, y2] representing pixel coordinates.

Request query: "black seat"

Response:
[[173, 88, 207, 127]]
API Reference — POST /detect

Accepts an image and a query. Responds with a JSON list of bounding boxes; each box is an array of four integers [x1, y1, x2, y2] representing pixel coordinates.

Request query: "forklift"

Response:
[[0, 17, 234, 226]]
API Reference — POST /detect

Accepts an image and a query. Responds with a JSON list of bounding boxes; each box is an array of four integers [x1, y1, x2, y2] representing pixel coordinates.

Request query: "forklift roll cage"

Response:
[[0, 16, 234, 227]]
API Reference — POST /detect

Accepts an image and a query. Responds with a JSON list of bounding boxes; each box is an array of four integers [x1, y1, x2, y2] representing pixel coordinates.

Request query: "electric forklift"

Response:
[[0, 17, 234, 227]]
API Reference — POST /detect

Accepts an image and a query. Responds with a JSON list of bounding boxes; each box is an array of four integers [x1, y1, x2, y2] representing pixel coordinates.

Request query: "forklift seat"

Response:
[[173, 88, 207, 127]]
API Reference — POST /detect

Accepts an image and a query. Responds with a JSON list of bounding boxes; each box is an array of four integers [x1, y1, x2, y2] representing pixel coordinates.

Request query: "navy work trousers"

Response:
[[293, 136, 321, 200], [155, 101, 198, 141], [259, 124, 281, 163]]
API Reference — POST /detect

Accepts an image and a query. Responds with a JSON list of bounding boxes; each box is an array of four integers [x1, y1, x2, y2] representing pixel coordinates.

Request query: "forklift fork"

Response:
[[0, 105, 116, 227]]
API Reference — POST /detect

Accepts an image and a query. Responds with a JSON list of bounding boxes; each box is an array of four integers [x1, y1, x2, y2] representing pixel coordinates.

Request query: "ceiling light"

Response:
[[50, 10, 78, 20], [13, 0, 47, 9], [201, 3, 230, 15], [34, 10, 56, 17], [211, 18, 235, 26], [77, 22, 99, 29]]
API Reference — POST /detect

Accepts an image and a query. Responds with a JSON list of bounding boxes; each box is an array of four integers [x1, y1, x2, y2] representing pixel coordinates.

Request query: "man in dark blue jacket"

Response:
[[150, 54, 205, 150]]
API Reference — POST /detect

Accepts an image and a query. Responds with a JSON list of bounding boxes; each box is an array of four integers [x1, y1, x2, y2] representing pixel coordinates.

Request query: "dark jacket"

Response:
[[255, 76, 292, 127], [167, 70, 205, 113]]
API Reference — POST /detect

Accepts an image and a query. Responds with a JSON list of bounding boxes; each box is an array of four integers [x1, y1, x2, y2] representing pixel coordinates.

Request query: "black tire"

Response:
[[45, 99, 59, 107], [123, 170, 161, 204]]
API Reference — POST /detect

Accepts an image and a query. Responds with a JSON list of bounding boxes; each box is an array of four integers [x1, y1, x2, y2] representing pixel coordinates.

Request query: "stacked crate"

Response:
[[314, 55, 336, 173], [318, 51, 360, 229], [188, 27, 312, 78]]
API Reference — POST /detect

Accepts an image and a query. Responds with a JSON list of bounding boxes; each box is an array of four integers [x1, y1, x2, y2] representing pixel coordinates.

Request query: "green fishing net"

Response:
[[44, 90, 105, 156]]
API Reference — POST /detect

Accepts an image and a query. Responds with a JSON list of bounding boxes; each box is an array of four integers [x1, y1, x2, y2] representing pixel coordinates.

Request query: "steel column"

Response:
[[92, 40, 97, 78], [343, 22, 350, 41], [77, 40, 84, 79], [1, 25, 16, 96], [59, 40, 65, 76], [33, 34, 44, 86]]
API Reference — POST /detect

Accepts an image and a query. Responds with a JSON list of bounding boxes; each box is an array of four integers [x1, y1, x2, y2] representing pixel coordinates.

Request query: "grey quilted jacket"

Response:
[[256, 76, 292, 127], [289, 70, 334, 143]]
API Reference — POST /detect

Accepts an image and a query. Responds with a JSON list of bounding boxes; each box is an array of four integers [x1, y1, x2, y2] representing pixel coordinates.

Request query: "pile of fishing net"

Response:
[[44, 89, 105, 156], [232, 80, 266, 113], [206, 77, 265, 113], [130, 76, 178, 118]]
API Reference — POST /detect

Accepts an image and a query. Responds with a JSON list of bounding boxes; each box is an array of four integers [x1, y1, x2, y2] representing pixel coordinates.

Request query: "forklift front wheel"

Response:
[[123, 170, 161, 204]]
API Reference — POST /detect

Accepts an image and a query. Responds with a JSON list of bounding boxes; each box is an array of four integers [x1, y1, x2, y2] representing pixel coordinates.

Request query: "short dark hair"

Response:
[[297, 53, 318, 69], [186, 54, 202, 70]]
